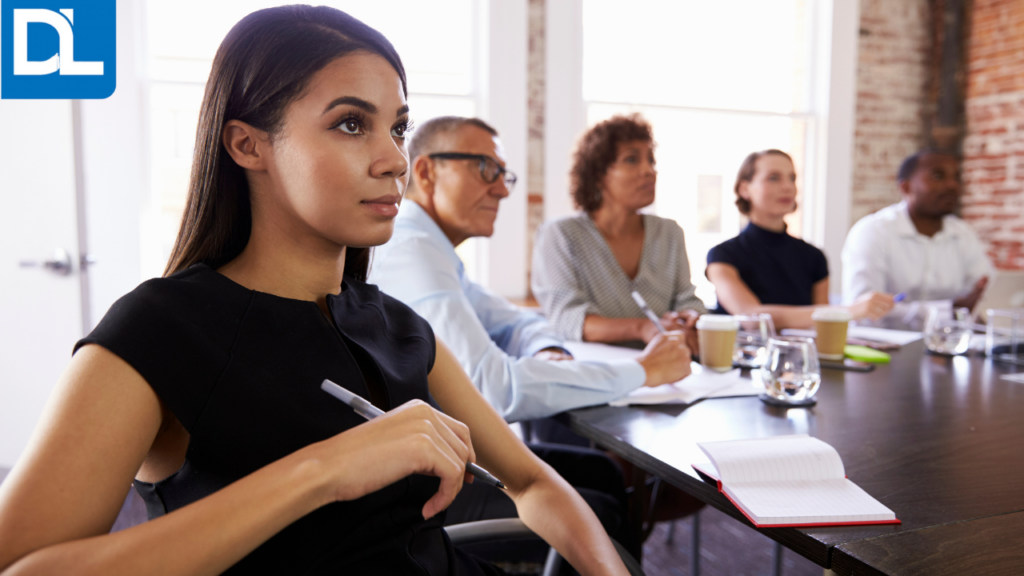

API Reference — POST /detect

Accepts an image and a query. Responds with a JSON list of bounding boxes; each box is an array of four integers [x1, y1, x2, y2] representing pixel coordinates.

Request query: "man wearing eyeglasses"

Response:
[[370, 116, 690, 423]]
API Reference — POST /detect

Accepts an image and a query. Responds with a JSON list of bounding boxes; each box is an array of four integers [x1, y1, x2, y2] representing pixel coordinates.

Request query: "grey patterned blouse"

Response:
[[531, 213, 708, 341]]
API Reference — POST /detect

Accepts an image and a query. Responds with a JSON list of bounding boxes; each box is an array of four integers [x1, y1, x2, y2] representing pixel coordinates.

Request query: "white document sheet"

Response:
[[847, 326, 923, 345], [780, 326, 923, 345], [609, 366, 758, 406]]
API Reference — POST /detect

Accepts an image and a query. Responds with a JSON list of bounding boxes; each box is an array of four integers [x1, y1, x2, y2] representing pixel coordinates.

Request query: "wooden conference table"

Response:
[[567, 340, 1024, 575]]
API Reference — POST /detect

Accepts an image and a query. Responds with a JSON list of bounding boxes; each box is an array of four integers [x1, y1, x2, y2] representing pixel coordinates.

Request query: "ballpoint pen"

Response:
[[631, 291, 668, 335], [320, 379, 506, 489]]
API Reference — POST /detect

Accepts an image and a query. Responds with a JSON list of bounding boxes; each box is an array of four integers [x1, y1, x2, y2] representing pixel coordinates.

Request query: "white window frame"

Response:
[[545, 0, 860, 298], [122, 0, 530, 298]]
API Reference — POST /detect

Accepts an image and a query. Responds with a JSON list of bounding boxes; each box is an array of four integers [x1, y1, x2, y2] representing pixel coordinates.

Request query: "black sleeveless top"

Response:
[[74, 264, 502, 576], [707, 223, 829, 314]]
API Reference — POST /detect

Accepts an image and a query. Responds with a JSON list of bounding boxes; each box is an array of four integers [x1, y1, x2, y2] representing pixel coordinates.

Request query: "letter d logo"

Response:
[[2, 0, 116, 99]]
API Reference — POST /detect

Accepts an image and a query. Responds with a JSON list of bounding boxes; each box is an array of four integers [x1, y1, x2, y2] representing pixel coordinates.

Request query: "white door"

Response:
[[0, 99, 85, 469]]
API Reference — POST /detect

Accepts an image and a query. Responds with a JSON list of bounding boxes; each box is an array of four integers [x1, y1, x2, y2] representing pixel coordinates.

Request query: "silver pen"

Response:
[[631, 291, 668, 335], [321, 379, 506, 489]]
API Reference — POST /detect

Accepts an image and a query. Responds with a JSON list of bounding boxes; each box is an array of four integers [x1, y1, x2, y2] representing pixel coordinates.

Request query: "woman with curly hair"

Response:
[[531, 114, 706, 352]]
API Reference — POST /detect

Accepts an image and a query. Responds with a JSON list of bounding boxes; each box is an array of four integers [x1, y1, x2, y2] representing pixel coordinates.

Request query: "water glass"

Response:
[[986, 308, 1024, 366], [924, 307, 971, 355], [733, 314, 776, 368], [760, 337, 822, 402]]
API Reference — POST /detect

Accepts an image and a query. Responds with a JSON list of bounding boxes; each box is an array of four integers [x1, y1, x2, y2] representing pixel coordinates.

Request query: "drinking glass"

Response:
[[986, 308, 1024, 366], [760, 337, 822, 402], [924, 307, 971, 355], [733, 314, 776, 368]]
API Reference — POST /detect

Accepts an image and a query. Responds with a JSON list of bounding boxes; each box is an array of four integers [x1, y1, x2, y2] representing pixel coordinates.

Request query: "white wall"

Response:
[[80, 0, 147, 327], [812, 0, 861, 297], [480, 0, 529, 298], [543, 0, 585, 222]]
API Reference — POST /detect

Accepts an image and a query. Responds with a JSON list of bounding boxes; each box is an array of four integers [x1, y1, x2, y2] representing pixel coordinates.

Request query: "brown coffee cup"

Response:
[[812, 308, 851, 360], [697, 315, 739, 372]]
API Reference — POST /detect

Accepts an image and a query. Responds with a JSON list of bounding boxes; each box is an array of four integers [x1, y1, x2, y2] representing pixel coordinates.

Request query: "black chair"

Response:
[[446, 518, 645, 576]]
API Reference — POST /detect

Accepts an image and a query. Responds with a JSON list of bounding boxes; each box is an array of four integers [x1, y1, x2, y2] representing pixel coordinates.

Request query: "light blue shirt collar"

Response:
[[396, 200, 465, 278]]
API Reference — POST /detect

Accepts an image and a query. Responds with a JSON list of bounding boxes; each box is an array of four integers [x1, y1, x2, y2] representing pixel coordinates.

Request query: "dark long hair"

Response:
[[163, 5, 407, 281]]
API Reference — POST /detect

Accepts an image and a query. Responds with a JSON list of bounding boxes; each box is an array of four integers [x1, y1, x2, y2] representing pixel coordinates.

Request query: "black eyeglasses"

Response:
[[428, 152, 518, 192]]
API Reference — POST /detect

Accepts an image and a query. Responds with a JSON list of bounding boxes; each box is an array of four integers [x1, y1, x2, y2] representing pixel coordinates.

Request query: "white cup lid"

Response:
[[696, 314, 739, 330], [812, 307, 852, 322]]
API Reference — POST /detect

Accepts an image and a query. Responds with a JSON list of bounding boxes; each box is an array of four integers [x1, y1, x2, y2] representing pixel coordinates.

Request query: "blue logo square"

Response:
[[1, 0, 116, 99]]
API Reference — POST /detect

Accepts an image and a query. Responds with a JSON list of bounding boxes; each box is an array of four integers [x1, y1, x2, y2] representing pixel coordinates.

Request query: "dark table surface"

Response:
[[832, 511, 1024, 576], [567, 340, 1024, 574]]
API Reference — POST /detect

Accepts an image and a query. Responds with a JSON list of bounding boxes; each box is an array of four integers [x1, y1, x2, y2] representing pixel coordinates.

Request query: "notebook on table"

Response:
[[691, 434, 900, 528]]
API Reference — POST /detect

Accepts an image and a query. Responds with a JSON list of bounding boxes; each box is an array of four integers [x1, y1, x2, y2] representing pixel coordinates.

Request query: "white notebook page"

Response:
[[725, 479, 896, 525], [698, 435, 845, 483], [698, 435, 896, 525]]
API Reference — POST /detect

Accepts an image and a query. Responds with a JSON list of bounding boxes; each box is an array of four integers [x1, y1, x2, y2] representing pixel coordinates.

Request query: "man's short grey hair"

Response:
[[407, 116, 498, 162]]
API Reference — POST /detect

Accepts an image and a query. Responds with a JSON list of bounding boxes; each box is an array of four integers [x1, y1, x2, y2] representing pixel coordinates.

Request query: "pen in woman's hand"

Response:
[[321, 379, 506, 489], [631, 291, 668, 335]]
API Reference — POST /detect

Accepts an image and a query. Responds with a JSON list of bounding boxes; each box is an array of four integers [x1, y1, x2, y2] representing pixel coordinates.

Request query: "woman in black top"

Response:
[[706, 149, 894, 329], [0, 7, 629, 576]]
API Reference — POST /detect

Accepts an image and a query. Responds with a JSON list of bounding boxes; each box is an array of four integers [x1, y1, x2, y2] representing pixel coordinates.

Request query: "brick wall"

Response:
[[962, 0, 1024, 270], [850, 0, 933, 224], [526, 0, 546, 296]]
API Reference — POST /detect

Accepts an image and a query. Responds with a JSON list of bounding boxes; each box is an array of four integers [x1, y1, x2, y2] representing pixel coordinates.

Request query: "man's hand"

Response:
[[953, 276, 989, 312], [534, 347, 573, 362], [637, 332, 692, 387], [848, 291, 896, 321]]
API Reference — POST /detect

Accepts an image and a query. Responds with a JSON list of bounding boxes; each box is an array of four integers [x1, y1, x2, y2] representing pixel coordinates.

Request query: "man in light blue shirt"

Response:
[[369, 117, 691, 423]]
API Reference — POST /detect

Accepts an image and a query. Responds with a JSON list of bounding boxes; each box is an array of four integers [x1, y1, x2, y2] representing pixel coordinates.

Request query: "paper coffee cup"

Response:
[[812, 307, 851, 360], [697, 315, 739, 372]]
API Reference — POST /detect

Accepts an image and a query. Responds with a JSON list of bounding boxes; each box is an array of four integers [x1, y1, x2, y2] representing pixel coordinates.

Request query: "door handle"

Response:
[[19, 248, 74, 276]]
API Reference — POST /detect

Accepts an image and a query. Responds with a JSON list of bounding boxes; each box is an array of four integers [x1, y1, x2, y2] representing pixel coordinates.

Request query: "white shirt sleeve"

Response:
[[374, 236, 645, 422], [842, 217, 890, 304], [959, 222, 994, 286], [462, 279, 564, 357], [414, 293, 645, 422]]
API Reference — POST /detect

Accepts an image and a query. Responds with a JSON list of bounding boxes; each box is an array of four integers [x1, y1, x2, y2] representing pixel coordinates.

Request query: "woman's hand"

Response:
[[637, 332, 692, 387], [848, 291, 895, 321], [307, 400, 474, 520], [661, 310, 701, 354]]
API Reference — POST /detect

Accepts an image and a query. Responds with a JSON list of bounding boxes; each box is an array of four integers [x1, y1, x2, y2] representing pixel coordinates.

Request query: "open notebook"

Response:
[[692, 435, 899, 528]]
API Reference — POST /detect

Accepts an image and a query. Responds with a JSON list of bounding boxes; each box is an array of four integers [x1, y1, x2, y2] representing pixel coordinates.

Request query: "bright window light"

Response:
[[583, 0, 816, 307], [143, 1, 480, 277]]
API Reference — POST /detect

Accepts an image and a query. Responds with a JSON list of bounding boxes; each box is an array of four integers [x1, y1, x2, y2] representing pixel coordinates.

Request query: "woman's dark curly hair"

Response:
[[570, 114, 654, 213]]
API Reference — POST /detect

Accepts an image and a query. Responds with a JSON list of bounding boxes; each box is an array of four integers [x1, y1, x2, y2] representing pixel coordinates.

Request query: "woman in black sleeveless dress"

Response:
[[0, 7, 629, 575]]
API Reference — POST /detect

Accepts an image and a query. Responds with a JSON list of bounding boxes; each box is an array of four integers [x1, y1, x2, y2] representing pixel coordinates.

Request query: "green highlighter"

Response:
[[844, 345, 891, 364]]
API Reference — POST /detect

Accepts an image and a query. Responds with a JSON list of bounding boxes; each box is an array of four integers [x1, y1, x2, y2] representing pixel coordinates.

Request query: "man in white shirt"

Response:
[[370, 116, 691, 423], [842, 150, 991, 326]]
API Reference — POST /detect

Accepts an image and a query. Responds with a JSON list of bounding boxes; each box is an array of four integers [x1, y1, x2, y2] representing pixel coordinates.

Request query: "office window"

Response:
[[143, 0, 482, 278], [583, 0, 817, 306]]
